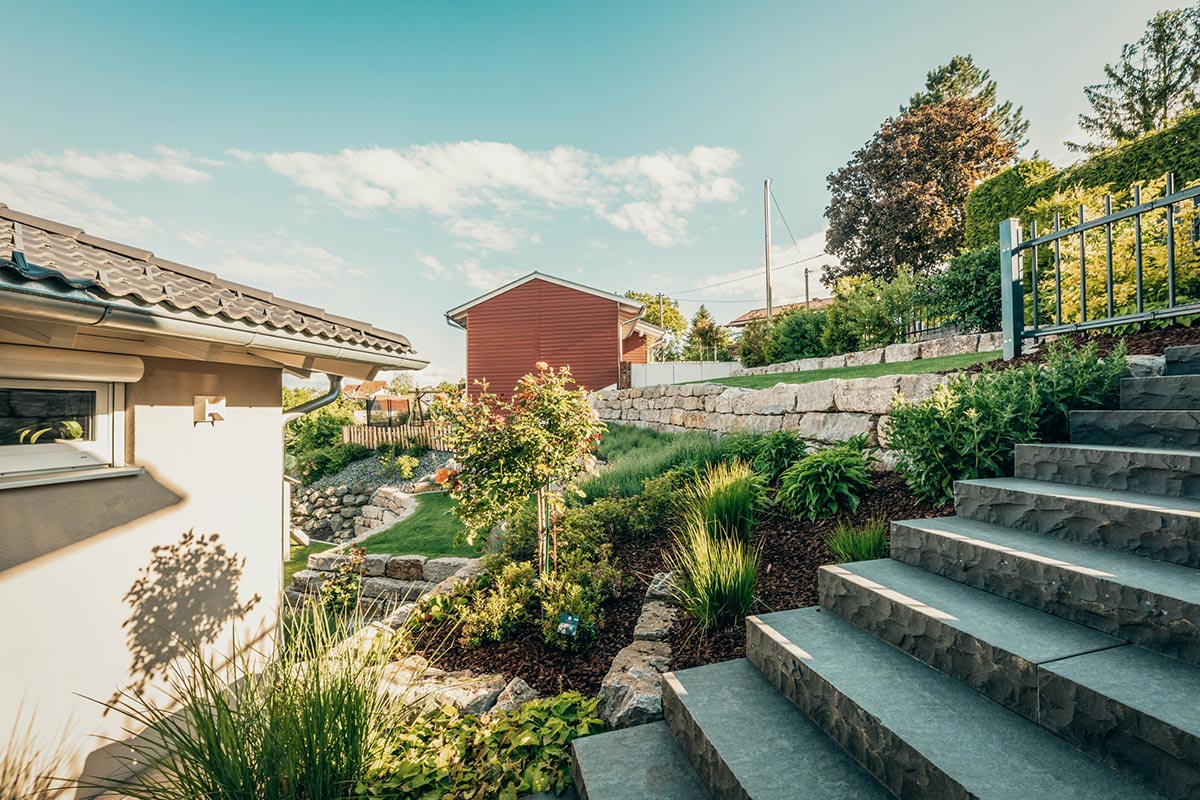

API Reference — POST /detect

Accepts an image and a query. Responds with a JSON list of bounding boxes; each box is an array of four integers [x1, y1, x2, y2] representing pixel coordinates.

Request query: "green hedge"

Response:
[[964, 111, 1200, 249]]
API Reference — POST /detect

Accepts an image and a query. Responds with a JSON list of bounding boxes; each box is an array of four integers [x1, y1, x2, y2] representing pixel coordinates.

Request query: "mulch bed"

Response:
[[668, 473, 952, 670], [411, 537, 671, 697], [966, 324, 1200, 373]]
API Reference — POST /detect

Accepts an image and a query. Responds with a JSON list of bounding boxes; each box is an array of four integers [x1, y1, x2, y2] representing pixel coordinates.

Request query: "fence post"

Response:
[[1000, 218, 1024, 360]]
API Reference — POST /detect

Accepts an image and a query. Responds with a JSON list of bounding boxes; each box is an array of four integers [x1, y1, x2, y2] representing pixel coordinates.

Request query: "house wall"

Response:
[[465, 278, 620, 395], [621, 332, 650, 364], [0, 355, 283, 792]]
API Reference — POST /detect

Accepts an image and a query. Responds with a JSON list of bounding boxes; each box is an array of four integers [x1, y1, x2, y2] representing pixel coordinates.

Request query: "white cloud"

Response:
[[455, 259, 522, 291], [250, 141, 741, 249], [23, 145, 214, 185], [0, 161, 156, 239], [206, 237, 368, 291], [414, 250, 449, 279]]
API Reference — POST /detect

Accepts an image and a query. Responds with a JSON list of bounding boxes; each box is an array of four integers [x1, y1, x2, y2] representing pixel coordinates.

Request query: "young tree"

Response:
[[824, 97, 1016, 281], [1069, 4, 1200, 153], [387, 373, 415, 394], [625, 290, 687, 360], [904, 54, 1029, 150], [684, 305, 731, 361]]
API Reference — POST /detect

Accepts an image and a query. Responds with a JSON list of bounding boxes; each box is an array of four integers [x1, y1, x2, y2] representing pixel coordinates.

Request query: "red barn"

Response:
[[446, 272, 665, 395]]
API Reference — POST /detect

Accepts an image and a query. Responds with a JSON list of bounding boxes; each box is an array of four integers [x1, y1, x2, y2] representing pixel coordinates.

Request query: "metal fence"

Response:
[[342, 423, 452, 451], [1001, 173, 1200, 359]]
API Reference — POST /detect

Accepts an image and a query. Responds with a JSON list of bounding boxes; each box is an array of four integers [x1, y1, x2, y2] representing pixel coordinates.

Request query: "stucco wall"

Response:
[[0, 356, 283, 792]]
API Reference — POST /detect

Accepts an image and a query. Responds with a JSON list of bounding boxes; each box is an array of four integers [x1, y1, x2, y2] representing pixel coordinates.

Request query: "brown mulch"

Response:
[[411, 537, 671, 697], [668, 473, 952, 670], [966, 324, 1200, 373]]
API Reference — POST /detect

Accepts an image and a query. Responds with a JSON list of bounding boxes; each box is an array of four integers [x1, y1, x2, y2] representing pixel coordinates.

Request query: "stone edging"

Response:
[[597, 572, 680, 729], [286, 552, 480, 612], [729, 331, 1002, 377]]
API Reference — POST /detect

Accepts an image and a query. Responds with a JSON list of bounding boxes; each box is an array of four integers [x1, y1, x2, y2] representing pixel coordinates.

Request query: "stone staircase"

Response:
[[572, 344, 1200, 800]]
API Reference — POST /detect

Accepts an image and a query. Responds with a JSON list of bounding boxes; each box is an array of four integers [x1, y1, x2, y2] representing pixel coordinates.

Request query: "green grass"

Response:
[[704, 350, 1001, 389], [285, 540, 333, 583], [582, 426, 730, 500], [357, 491, 480, 558]]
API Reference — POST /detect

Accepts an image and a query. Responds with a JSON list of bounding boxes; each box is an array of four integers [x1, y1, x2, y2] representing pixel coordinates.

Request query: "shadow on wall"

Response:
[[110, 529, 261, 706]]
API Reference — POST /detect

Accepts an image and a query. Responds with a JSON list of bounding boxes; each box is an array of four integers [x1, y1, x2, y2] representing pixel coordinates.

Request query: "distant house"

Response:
[[446, 272, 666, 395], [343, 379, 389, 401], [0, 202, 425, 785], [726, 297, 835, 328]]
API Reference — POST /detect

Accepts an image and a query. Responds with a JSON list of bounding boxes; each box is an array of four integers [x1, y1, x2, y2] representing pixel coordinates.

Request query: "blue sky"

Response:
[[0, 0, 1185, 384]]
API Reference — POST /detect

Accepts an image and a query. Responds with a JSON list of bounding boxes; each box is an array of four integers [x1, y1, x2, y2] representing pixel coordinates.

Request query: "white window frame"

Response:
[[0, 378, 126, 478]]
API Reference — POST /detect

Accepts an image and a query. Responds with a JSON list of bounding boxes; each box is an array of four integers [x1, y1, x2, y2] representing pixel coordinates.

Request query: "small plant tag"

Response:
[[557, 612, 579, 637]]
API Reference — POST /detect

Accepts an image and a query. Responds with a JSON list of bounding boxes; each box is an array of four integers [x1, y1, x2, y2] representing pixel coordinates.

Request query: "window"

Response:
[[0, 379, 123, 477]]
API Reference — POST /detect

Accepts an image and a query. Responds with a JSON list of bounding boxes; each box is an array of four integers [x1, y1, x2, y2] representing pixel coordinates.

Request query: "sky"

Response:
[[0, 0, 1187, 385]]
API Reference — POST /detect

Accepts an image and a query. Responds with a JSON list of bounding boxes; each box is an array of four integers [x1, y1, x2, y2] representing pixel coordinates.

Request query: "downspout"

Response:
[[282, 374, 343, 425]]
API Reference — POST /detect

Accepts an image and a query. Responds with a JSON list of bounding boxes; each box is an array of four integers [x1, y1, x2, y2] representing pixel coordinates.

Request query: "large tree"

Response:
[[624, 289, 687, 360], [904, 54, 1028, 150], [684, 305, 731, 362], [824, 97, 1016, 281], [1069, 4, 1200, 153]]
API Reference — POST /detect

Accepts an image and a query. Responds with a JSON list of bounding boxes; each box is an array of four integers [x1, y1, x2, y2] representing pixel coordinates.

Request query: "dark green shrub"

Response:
[[827, 517, 888, 562], [1035, 339, 1129, 440], [929, 245, 1002, 333], [772, 309, 830, 361], [721, 432, 764, 462], [751, 430, 807, 483], [460, 561, 537, 647], [665, 518, 758, 630], [686, 460, 768, 541], [776, 440, 874, 520], [295, 442, 371, 484], [737, 318, 777, 368]]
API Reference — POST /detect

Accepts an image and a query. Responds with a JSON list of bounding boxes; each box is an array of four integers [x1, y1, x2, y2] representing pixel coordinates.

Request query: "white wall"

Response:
[[630, 361, 741, 387]]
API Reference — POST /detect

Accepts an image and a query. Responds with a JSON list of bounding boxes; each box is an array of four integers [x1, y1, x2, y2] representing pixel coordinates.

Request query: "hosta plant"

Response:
[[776, 439, 874, 521]]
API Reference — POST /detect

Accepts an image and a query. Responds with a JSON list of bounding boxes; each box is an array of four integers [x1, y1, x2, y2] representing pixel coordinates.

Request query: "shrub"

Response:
[[83, 604, 403, 800], [737, 318, 777, 368], [579, 432, 727, 500], [539, 576, 602, 651], [361, 693, 605, 799], [284, 391, 359, 455], [665, 519, 758, 630], [885, 339, 1128, 503], [777, 440, 874, 520], [321, 545, 365, 612], [771, 309, 830, 361], [928, 245, 1002, 333], [294, 442, 371, 484], [686, 460, 768, 541], [460, 561, 538, 647], [827, 517, 888, 562], [751, 430, 807, 483], [721, 431, 765, 463], [380, 452, 420, 480]]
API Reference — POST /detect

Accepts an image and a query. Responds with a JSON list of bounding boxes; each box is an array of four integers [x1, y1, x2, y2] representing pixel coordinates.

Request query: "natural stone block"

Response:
[[361, 577, 432, 601], [646, 572, 677, 601], [634, 601, 678, 642], [884, 342, 922, 363], [386, 555, 427, 580], [598, 640, 672, 729], [714, 388, 752, 414], [290, 569, 326, 592], [792, 412, 877, 444], [491, 677, 539, 713], [308, 551, 347, 571], [792, 380, 837, 412], [845, 347, 885, 367], [976, 331, 1003, 352], [362, 553, 389, 577], [835, 376, 901, 414], [923, 334, 978, 359], [424, 557, 479, 584], [896, 373, 949, 405]]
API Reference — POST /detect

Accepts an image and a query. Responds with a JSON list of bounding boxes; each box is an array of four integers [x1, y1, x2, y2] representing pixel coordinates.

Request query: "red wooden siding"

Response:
[[465, 278, 621, 395], [622, 332, 650, 364]]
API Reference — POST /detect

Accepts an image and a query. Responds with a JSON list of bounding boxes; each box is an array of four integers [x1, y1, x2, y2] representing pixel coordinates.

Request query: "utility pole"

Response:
[[764, 179, 773, 320], [804, 267, 810, 310]]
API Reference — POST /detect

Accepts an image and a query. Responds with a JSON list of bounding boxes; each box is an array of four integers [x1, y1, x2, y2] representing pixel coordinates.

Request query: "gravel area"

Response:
[[307, 449, 454, 493]]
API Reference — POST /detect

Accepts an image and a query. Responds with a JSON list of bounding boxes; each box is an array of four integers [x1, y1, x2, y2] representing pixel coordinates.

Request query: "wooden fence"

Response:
[[342, 423, 453, 451]]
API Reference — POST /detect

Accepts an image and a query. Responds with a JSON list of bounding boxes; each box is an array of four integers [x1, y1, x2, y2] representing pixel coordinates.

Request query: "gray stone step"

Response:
[[954, 477, 1200, 568], [1040, 644, 1200, 800], [661, 658, 889, 800], [1165, 345, 1200, 376], [1121, 375, 1200, 410], [1071, 410, 1200, 449], [890, 515, 1200, 665], [1014, 442, 1200, 500], [571, 722, 709, 800], [746, 607, 1166, 800], [818, 558, 1121, 720]]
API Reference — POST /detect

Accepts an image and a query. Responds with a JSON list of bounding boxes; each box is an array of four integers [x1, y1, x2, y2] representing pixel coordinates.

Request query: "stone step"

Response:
[[661, 658, 889, 799], [1121, 375, 1200, 410], [817, 558, 1121, 720], [1165, 345, 1200, 376], [1071, 410, 1200, 449], [890, 516, 1200, 665], [746, 607, 1165, 800], [1014, 442, 1200, 500], [1040, 644, 1200, 800], [954, 477, 1200, 568], [571, 722, 709, 800]]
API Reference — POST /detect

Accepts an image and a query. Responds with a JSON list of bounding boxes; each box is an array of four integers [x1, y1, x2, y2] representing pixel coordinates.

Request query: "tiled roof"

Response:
[[0, 204, 415, 355], [726, 298, 834, 327], [343, 380, 388, 399]]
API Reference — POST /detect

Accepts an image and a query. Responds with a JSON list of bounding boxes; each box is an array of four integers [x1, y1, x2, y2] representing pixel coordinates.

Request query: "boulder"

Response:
[[791, 380, 837, 412], [896, 373, 949, 404], [361, 576, 433, 601], [792, 412, 877, 444], [747, 383, 799, 415], [386, 555, 427, 580], [362, 553, 390, 577], [308, 551, 346, 571], [834, 376, 901, 415], [598, 640, 672, 729], [491, 677, 539, 713], [844, 347, 885, 367], [923, 334, 978, 359], [424, 557, 476, 583], [290, 569, 326, 592], [382, 601, 418, 629], [884, 342, 922, 363], [633, 601, 678, 643]]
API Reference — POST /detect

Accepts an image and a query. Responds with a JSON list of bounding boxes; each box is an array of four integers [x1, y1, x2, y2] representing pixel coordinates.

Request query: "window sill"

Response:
[[0, 466, 144, 491]]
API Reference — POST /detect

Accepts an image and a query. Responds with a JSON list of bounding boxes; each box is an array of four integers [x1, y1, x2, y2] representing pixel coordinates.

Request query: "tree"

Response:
[[625, 290, 687, 360], [1069, 4, 1200, 153], [683, 305, 731, 361], [387, 373, 415, 394], [905, 54, 1028, 150], [824, 97, 1016, 281]]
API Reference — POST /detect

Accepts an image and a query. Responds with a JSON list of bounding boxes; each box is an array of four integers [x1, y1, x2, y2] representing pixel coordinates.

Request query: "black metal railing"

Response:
[[1000, 173, 1200, 359]]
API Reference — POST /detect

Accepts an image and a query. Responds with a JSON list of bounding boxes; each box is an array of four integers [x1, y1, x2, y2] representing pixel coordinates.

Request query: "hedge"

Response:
[[964, 111, 1200, 249]]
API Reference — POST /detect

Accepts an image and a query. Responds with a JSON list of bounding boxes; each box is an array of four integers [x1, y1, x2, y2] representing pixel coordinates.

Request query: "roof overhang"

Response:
[[445, 271, 642, 328]]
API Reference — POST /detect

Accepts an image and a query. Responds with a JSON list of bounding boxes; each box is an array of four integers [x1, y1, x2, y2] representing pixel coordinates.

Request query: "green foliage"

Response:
[[580, 430, 728, 500], [594, 423, 676, 462], [684, 304, 732, 361], [904, 54, 1028, 148], [539, 574, 602, 652], [736, 318, 776, 368], [886, 339, 1128, 503], [361, 693, 605, 800], [624, 290, 688, 360], [83, 604, 402, 800], [358, 493, 476, 559], [965, 111, 1200, 249], [685, 460, 768, 541], [926, 245, 1001, 332], [284, 388, 359, 456], [2, 706, 67, 800], [379, 452, 419, 480], [321, 546, 365, 612], [827, 517, 889, 563], [294, 442, 371, 484], [751, 430, 807, 483], [665, 519, 758, 630], [777, 439, 874, 521], [772, 309, 831, 361], [821, 272, 920, 351], [460, 561, 538, 647]]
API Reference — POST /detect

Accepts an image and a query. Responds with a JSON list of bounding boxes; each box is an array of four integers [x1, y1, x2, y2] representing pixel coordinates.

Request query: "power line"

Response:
[[769, 186, 806, 262], [665, 253, 824, 297]]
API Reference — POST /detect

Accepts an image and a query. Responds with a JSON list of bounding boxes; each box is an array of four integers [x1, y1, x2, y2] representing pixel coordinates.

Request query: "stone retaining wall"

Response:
[[292, 483, 418, 543], [287, 552, 480, 609], [729, 331, 1002, 378]]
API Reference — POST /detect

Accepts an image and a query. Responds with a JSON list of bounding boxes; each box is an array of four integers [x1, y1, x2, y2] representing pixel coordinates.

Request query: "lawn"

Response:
[[706, 349, 1001, 389], [285, 540, 333, 583], [357, 491, 480, 558]]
